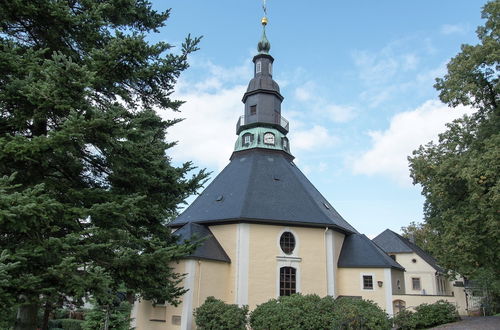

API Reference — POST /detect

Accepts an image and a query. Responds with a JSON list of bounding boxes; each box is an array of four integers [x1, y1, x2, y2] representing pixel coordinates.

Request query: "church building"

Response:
[[132, 13, 407, 330]]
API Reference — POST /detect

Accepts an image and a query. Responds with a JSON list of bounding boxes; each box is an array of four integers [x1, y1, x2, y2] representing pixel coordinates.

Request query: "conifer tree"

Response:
[[0, 1, 206, 328]]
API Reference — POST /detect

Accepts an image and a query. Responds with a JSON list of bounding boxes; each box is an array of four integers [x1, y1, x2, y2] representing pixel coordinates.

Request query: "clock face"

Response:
[[263, 132, 275, 145]]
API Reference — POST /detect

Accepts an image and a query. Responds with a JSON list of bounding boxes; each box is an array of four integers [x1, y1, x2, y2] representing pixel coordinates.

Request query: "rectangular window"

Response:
[[412, 277, 421, 290], [280, 267, 296, 296], [244, 135, 251, 144], [363, 275, 373, 290], [250, 105, 257, 115], [256, 61, 261, 73]]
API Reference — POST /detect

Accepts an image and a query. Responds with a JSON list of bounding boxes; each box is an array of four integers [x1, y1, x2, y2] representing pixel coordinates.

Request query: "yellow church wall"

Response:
[[337, 268, 388, 311], [192, 260, 231, 308], [245, 224, 330, 309], [208, 224, 238, 303], [133, 261, 185, 330]]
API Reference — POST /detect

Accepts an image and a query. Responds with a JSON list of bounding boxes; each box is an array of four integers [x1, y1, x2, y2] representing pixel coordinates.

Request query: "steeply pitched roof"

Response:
[[338, 234, 404, 270], [174, 223, 230, 263], [169, 149, 357, 234], [373, 229, 444, 273]]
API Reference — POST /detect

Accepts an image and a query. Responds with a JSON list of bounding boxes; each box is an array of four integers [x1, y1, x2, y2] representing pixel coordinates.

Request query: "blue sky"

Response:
[[150, 1, 486, 237]]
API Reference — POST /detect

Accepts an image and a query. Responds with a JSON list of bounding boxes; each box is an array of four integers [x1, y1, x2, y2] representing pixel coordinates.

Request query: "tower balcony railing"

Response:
[[236, 114, 289, 134]]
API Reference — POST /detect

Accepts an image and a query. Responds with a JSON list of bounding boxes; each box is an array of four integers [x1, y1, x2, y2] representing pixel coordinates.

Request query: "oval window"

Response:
[[280, 232, 295, 254]]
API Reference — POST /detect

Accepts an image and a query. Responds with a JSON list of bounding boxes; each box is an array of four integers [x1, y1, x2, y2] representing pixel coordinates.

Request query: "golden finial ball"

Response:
[[261, 17, 268, 25]]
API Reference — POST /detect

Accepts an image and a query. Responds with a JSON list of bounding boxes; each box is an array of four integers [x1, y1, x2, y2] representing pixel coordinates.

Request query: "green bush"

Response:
[[393, 309, 418, 330], [59, 318, 83, 330], [413, 300, 458, 328], [331, 297, 391, 330], [249, 294, 337, 330], [48, 319, 62, 329], [194, 296, 248, 330], [393, 300, 459, 329]]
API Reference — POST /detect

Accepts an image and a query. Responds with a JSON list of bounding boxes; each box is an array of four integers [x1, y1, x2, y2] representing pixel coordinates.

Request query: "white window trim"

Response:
[[276, 262, 301, 298], [412, 277, 421, 291], [276, 227, 301, 297], [276, 227, 300, 257], [360, 273, 375, 291], [268, 62, 272, 74], [256, 61, 262, 73]]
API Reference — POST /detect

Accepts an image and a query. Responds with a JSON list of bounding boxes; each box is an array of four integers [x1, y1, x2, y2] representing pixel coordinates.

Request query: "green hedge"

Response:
[[194, 296, 248, 330], [331, 297, 392, 330], [393, 300, 459, 329], [249, 294, 338, 330]]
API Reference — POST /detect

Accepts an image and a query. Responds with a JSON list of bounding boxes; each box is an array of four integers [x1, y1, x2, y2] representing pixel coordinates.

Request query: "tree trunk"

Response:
[[14, 303, 39, 330], [41, 302, 52, 330]]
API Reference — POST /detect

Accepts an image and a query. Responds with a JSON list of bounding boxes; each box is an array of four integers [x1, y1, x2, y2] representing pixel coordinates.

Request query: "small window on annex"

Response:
[[250, 105, 257, 115], [279, 266, 296, 296], [412, 277, 421, 290], [279, 231, 295, 254], [389, 254, 396, 261], [363, 275, 373, 290]]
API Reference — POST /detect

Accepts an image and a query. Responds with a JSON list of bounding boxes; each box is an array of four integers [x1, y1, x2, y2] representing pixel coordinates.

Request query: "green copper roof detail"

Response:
[[234, 127, 291, 155], [258, 26, 271, 54]]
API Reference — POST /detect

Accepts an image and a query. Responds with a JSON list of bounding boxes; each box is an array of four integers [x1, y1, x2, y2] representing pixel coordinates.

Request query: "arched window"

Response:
[[393, 300, 406, 314], [280, 232, 295, 254], [280, 267, 296, 296]]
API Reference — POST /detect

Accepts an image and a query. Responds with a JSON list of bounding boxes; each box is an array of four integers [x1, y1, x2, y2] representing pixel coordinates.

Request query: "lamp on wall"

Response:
[[377, 281, 383, 288]]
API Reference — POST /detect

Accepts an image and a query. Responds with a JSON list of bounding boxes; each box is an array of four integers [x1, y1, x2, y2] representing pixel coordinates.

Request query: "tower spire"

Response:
[[233, 0, 291, 156], [258, 0, 270, 54]]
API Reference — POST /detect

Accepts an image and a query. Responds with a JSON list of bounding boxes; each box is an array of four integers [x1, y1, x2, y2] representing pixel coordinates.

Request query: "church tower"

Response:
[[132, 6, 405, 330], [235, 16, 291, 156]]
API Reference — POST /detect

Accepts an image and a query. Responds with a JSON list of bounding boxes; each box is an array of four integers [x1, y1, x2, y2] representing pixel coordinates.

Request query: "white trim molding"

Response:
[[276, 227, 300, 257], [325, 229, 335, 296], [181, 260, 196, 330], [360, 273, 376, 291], [235, 223, 249, 306], [276, 259, 301, 297], [384, 268, 394, 316]]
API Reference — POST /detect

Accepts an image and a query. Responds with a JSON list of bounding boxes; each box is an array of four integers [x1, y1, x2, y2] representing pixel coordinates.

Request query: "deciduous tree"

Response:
[[409, 0, 499, 295]]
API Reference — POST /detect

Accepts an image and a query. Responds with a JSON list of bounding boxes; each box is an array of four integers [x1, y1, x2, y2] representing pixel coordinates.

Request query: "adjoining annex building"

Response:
[[132, 14, 468, 330]]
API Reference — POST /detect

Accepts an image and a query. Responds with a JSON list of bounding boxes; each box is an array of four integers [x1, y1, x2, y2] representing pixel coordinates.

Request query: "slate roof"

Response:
[[373, 229, 444, 273], [170, 149, 357, 234], [174, 223, 230, 263], [338, 234, 405, 270]]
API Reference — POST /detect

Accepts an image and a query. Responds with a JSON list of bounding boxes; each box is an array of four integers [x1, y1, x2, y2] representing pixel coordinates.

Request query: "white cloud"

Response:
[[158, 60, 251, 170], [351, 100, 474, 185], [440, 24, 467, 35], [293, 81, 357, 123], [289, 125, 339, 151]]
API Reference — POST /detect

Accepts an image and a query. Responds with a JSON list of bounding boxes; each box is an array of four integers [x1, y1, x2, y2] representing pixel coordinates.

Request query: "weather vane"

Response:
[[261, 0, 268, 26]]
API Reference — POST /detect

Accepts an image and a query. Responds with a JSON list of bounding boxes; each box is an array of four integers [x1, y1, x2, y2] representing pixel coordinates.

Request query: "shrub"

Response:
[[59, 318, 83, 330], [412, 300, 458, 328], [331, 297, 391, 330], [249, 294, 337, 330], [393, 309, 418, 330], [194, 296, 248, 330], [393, 300, 459, 329]]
